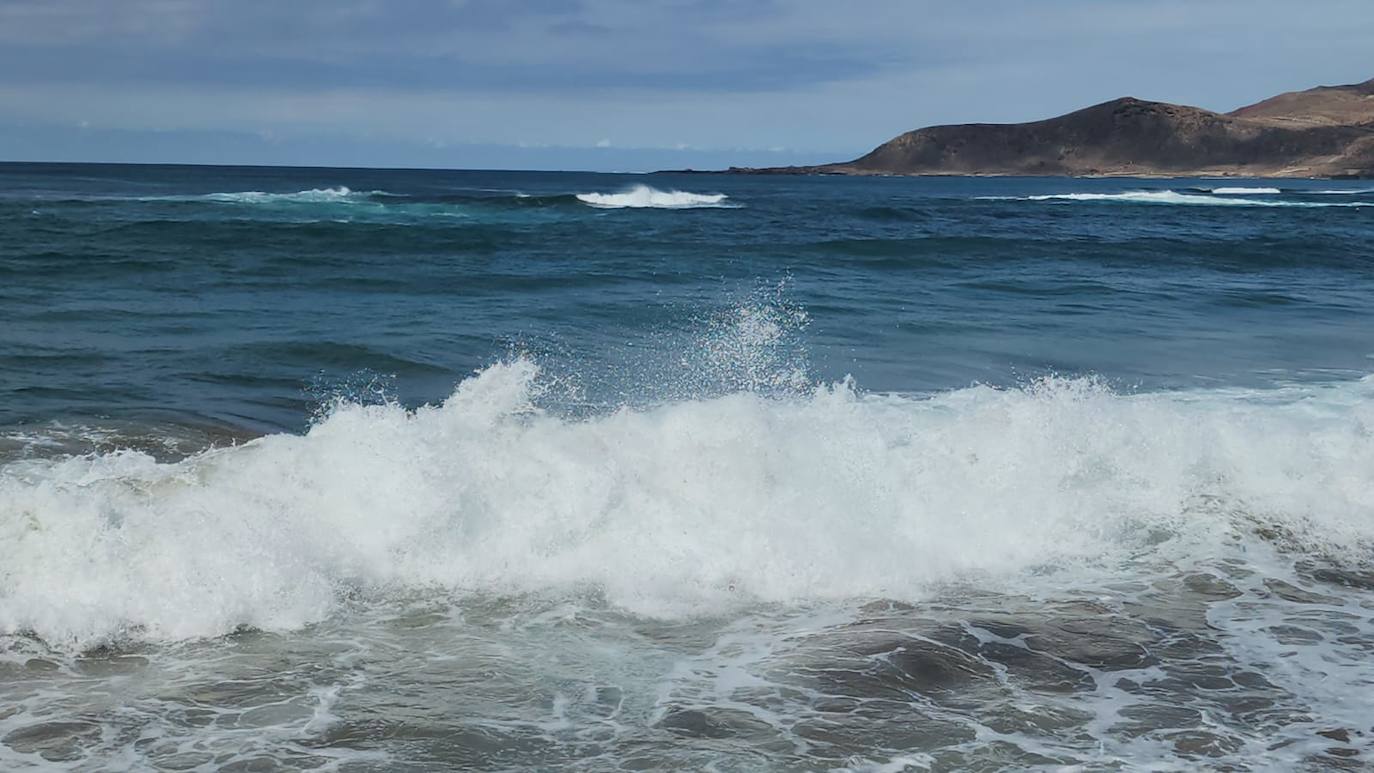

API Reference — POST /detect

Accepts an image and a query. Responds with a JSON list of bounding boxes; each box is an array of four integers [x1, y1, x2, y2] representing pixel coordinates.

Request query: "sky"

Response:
[[1, 0, 1372, 171]]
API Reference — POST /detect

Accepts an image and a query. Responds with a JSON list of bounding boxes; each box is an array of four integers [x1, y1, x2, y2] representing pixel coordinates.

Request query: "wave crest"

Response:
[[576, 185, 732, 209], [2, 362, 1372, 648], [202, 186, 365, 204], [1208, 186, 1282, 194], [983, 190, 1371, 207]]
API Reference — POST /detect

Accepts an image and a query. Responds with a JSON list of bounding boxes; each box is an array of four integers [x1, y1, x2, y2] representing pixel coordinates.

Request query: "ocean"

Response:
[[1, 162, 1372, 771]]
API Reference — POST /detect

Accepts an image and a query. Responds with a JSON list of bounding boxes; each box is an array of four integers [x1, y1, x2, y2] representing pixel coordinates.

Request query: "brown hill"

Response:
[[735, 77, 1374, 178], [1229, 77, 1374, 127]]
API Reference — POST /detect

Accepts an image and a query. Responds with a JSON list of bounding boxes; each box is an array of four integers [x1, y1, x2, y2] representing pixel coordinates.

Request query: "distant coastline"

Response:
[[722, 77, 1374, 179]]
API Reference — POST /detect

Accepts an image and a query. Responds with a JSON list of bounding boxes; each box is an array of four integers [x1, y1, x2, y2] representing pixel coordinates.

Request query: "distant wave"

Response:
[[195, 185, 736, 212], [1310, 188, 1374, 195], [576, 185, 732, 209], [202, 186, 372, 204], [1207, 186, 1282, 194], [981, 190, 1371, 207], [115, 187, 606, 222], [1028, 191, 1257, 205]]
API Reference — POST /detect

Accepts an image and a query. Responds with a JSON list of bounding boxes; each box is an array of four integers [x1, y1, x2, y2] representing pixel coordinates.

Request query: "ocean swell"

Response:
[[982, 190, 1372, 207], [201, 186, 371, 204], [1207, 186, 1282, 194], [576, 185, 732, 209], [2, 361, 1371, 649]]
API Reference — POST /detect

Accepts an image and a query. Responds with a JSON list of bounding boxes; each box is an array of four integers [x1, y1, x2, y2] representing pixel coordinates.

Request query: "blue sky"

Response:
[[1, 0, 1371, 170]]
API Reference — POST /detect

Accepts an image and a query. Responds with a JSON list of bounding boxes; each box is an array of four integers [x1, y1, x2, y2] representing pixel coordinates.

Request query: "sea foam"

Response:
[[2, 362, 1371, 649], [576, 185, 731, 209], [985, 190, 1370, 207], [203, 186, 364, 204], [1208, 186, 1282, 194]]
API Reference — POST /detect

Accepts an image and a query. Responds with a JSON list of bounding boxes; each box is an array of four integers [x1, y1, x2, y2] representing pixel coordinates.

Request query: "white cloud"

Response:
[[1, 1, 1372, 166]]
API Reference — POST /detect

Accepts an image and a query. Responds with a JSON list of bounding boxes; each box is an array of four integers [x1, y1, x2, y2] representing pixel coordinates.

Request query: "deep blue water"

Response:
[[3, 162, 1371, 441]]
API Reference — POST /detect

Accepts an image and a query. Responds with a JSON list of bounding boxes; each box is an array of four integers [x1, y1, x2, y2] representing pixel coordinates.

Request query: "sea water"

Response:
[[1, 163, 1372, 770]]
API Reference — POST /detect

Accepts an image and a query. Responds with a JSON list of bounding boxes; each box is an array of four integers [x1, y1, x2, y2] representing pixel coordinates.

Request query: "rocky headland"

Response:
[[732, 77, 1374, 178]]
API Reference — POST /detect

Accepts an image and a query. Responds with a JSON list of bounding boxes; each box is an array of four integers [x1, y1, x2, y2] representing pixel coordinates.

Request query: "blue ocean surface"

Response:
[[1, 162, 1372, 770], [3, 164, 1371, 435]]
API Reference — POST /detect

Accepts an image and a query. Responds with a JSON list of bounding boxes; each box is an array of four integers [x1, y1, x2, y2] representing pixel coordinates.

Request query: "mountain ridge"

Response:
[[731, 77, 1374, 178]]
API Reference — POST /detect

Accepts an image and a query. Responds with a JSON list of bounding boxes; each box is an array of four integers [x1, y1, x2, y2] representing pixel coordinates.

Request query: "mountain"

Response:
[[734, 77, 1374, 178]]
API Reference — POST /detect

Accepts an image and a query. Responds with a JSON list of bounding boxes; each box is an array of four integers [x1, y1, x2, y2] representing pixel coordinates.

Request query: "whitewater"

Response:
[[3, 163, 1374, 771], [4, 359, 1372, 649], [5, 359, 1374, 769], [982, 190, 1374, 207], [575, 184, 732, 208]]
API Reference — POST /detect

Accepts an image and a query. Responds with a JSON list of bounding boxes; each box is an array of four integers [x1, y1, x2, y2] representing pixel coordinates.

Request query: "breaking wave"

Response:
[[2, 361, 1371, 649], [576, 185, 732, 209], [201, 186, 373, 204], [1207, 186, 1282, 194], [147, 185, 738, 215], [982, 190, 1372, 207]]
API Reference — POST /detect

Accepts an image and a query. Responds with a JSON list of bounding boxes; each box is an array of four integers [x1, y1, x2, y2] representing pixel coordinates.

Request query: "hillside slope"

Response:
[[735, 78, 1374, 178]]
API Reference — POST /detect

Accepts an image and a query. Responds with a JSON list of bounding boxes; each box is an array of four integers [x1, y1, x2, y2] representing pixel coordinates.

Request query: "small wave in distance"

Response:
[[201, 186, 374, 204], [1208, 186, 1282, 194], [980, 189, 1372, 207], [576, 184, 733, 209]]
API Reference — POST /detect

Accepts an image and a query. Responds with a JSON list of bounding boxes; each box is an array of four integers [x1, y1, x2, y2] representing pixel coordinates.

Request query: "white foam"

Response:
[[2, 363, 1372, 649], [1208, 186, 1282, 194], [203, 186, 361, 204], [1030, 191, 1254, 205], [576, 185, 731, 209], [984, 190, 1370, 207]]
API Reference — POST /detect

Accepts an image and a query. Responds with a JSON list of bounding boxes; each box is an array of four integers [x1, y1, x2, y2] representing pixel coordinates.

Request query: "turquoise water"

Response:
[[1, 163, 1373, 770]]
